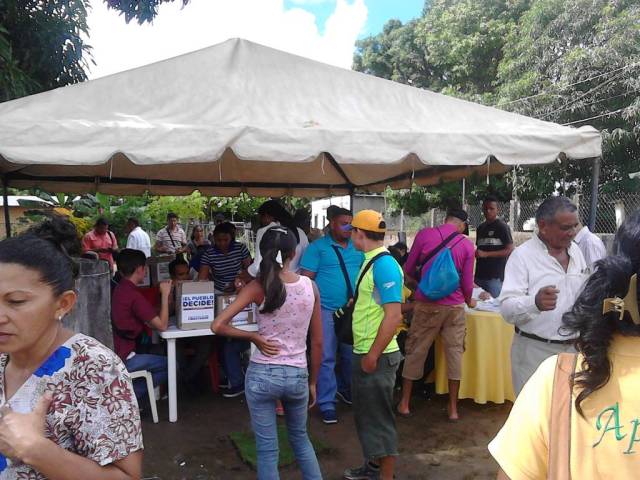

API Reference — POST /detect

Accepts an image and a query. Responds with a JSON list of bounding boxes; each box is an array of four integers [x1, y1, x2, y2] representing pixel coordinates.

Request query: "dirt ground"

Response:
[[141, 388, 511, 480]]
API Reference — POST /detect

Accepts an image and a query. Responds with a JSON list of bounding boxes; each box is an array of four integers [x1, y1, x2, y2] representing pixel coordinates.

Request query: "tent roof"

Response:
[[0, 38, 601, 196]]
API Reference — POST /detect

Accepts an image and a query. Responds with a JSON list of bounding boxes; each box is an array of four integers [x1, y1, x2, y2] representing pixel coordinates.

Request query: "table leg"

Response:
[[167, 338, 178, 422]]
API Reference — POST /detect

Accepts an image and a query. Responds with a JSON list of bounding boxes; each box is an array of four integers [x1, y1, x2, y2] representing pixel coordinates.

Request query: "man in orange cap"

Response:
[[343, 210, 403, 480]]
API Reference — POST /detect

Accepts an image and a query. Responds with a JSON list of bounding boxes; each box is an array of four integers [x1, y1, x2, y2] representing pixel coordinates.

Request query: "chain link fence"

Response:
[[385, 192, 640, 245]]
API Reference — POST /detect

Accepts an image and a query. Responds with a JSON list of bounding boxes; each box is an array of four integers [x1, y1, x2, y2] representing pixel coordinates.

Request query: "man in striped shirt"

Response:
[[155, 212, 187, 255], [198, 222, 252, 398]]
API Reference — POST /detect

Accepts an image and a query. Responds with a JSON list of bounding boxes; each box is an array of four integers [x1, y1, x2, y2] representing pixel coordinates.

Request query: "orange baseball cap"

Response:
[[348, 210, 387, 233]]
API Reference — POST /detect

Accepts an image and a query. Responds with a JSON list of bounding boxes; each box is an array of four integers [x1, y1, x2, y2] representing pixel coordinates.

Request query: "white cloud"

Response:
[[86, 0, 367, 79], [288, 0, 335, 4]]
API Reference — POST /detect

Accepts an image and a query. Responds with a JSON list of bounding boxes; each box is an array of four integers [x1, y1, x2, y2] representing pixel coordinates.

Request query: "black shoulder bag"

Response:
[[333, 251, 390, 345]]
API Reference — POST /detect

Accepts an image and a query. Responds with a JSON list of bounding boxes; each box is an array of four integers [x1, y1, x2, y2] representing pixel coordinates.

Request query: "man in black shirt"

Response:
[[475, 196, 514, 297]]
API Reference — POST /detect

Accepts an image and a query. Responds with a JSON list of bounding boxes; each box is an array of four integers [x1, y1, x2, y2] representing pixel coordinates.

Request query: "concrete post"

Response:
[[64, 258, 113, 349], [509, 200, 516, 231], [2, 176, 10, 238], [588, 157, 602, 231], [615, 200, 626, 228]]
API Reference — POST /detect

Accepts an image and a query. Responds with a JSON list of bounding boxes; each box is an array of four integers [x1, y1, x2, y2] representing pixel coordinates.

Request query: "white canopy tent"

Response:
[[0, 38, 602, 235]]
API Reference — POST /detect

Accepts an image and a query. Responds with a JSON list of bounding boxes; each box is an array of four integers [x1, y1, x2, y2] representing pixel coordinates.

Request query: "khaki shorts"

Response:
[[402, 302, 466, 381]]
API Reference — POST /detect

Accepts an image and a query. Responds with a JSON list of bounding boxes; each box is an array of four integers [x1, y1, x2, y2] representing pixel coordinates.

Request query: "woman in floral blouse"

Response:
[[0, 218, 143, 479]]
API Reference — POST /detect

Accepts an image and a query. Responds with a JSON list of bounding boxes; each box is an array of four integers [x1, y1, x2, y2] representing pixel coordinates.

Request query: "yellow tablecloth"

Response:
[[435, 310, 515, 404]]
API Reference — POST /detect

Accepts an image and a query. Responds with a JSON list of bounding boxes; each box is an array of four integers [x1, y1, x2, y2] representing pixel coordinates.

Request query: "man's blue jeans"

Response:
[[475, 278, 503, 299], [318, 308, 352, 413], [223, 338, 250, 389], [125, 353, 168, 400], [245, 362, 322, 480]]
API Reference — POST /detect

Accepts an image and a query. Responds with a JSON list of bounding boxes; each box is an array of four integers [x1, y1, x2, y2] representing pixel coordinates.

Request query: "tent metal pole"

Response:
[[2, 175, 10, 238], [588, 156, 601, 231]]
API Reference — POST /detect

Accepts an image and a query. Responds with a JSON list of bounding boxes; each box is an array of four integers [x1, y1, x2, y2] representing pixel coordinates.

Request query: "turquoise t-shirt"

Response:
[[300, 235, 364, 311]]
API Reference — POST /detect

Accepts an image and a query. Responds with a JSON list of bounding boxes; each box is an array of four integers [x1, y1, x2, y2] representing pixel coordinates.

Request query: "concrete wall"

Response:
[[64, 258, 114, 349]]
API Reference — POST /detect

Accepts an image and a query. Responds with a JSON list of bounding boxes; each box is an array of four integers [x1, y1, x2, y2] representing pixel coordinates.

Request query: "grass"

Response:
[[230, 424, 329, 469]]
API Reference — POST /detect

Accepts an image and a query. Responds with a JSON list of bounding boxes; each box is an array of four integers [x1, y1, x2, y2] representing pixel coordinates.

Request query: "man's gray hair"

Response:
[[535, 196, 577, 223]]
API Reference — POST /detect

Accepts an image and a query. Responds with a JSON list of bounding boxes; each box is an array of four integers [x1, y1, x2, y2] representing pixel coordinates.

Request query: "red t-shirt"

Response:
[[111, 278, 157, 361], [82, 229, 118, 269]]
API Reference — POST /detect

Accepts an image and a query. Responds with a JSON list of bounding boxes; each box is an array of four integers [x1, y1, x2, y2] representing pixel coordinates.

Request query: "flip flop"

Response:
[[396, 408, 413, 418]]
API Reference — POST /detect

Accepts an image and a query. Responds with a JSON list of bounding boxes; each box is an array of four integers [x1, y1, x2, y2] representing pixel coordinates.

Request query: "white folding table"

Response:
[[159, 324, 258, 422]]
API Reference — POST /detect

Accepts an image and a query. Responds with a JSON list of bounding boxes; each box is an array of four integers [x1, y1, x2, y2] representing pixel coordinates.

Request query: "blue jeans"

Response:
[[318, 308, 352, 413], [223, 339, 250, 388], [475, 278, 503, 298], [245, 362, 322, 480], [125, 353, 168, 400]]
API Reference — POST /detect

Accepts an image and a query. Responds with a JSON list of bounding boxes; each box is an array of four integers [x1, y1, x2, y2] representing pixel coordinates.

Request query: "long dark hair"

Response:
[[258, 226, 298, 314], [257, 200, 301, 242], [613, 210, 640, 270], [561, 210, 640, 416], [0, 217, 81, 295], [561, 255, 640, 415]]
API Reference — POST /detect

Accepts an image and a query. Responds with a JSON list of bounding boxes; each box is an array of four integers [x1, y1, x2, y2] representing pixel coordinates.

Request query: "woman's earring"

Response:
[[58, 314, 64, 322]]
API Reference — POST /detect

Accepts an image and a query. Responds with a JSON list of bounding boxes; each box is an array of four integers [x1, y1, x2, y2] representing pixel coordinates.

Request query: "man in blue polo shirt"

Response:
[[301, 207, 364, 424]]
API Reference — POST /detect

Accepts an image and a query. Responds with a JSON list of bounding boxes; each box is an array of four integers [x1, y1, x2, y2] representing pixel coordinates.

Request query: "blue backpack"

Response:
[[417, 231, 464, 301]]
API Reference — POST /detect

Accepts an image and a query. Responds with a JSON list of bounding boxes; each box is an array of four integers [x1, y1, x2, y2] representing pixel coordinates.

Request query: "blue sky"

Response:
[[89, 0, 419, 78], [283, 0, 424, 37]]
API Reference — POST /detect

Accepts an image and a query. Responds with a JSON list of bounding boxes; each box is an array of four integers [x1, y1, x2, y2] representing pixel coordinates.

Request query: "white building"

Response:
[[310, 194, 386, 229]]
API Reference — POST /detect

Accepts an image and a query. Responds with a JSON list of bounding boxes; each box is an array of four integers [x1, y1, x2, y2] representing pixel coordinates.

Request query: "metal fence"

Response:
[[386, 192, 640, 237]]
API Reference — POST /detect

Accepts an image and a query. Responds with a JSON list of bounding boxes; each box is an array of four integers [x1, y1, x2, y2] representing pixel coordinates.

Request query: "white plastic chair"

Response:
[[129, 370, 159, 423]]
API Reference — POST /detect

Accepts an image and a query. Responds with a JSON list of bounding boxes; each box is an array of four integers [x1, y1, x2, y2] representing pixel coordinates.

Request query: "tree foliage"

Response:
[[354, 0, 640, 203], [497, 0, 640, 195], [0, 0, 190, 101]]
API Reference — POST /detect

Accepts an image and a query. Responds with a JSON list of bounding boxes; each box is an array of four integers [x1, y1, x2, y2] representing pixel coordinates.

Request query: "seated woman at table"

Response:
[[212, 226, 323, 480], [489, 213, 640, 479], [112, 248, 171, 402], [0, 218, 143, 479]]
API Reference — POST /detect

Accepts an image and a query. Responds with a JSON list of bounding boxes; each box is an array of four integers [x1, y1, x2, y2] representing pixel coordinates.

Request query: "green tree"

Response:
[[145, 191, 207, 230], [0, 0, 191, 101], [354, 0, 640, 204], [497, 0, 640, 196], [353, 19, 437, 90], [416, 0, 530, 100]]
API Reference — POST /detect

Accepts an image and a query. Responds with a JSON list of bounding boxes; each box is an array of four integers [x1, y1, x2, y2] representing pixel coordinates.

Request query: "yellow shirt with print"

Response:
[[489, 335, 640, 479]]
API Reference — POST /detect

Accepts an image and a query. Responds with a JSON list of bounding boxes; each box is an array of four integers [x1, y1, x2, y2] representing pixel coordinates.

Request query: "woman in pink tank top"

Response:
[[213, 226, 323, 480]]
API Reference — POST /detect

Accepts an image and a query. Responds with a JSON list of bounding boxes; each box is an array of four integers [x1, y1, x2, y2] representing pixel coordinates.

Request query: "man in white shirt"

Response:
[[155, 212, 187, 255], [574, 224, 606, 269], [125, 218, 151, 257], [500, 196, 589, 394]]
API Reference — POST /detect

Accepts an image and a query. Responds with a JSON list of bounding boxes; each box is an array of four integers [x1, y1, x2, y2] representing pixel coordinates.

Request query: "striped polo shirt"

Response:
[[200, 242, 251, 291]]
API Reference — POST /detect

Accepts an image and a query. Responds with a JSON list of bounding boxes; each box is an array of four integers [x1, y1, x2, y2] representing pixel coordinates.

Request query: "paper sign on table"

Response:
[[176, 281, 215, 330]]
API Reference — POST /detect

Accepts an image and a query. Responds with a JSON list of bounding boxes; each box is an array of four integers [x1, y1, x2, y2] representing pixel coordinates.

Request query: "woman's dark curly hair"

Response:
[[562, 211, 640, 416]]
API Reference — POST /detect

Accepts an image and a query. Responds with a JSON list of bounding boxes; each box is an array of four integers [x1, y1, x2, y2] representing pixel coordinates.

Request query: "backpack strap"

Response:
[[548, 352, 578, 480], [353, 252, 390, 307], [416, 231, 460, 277]]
